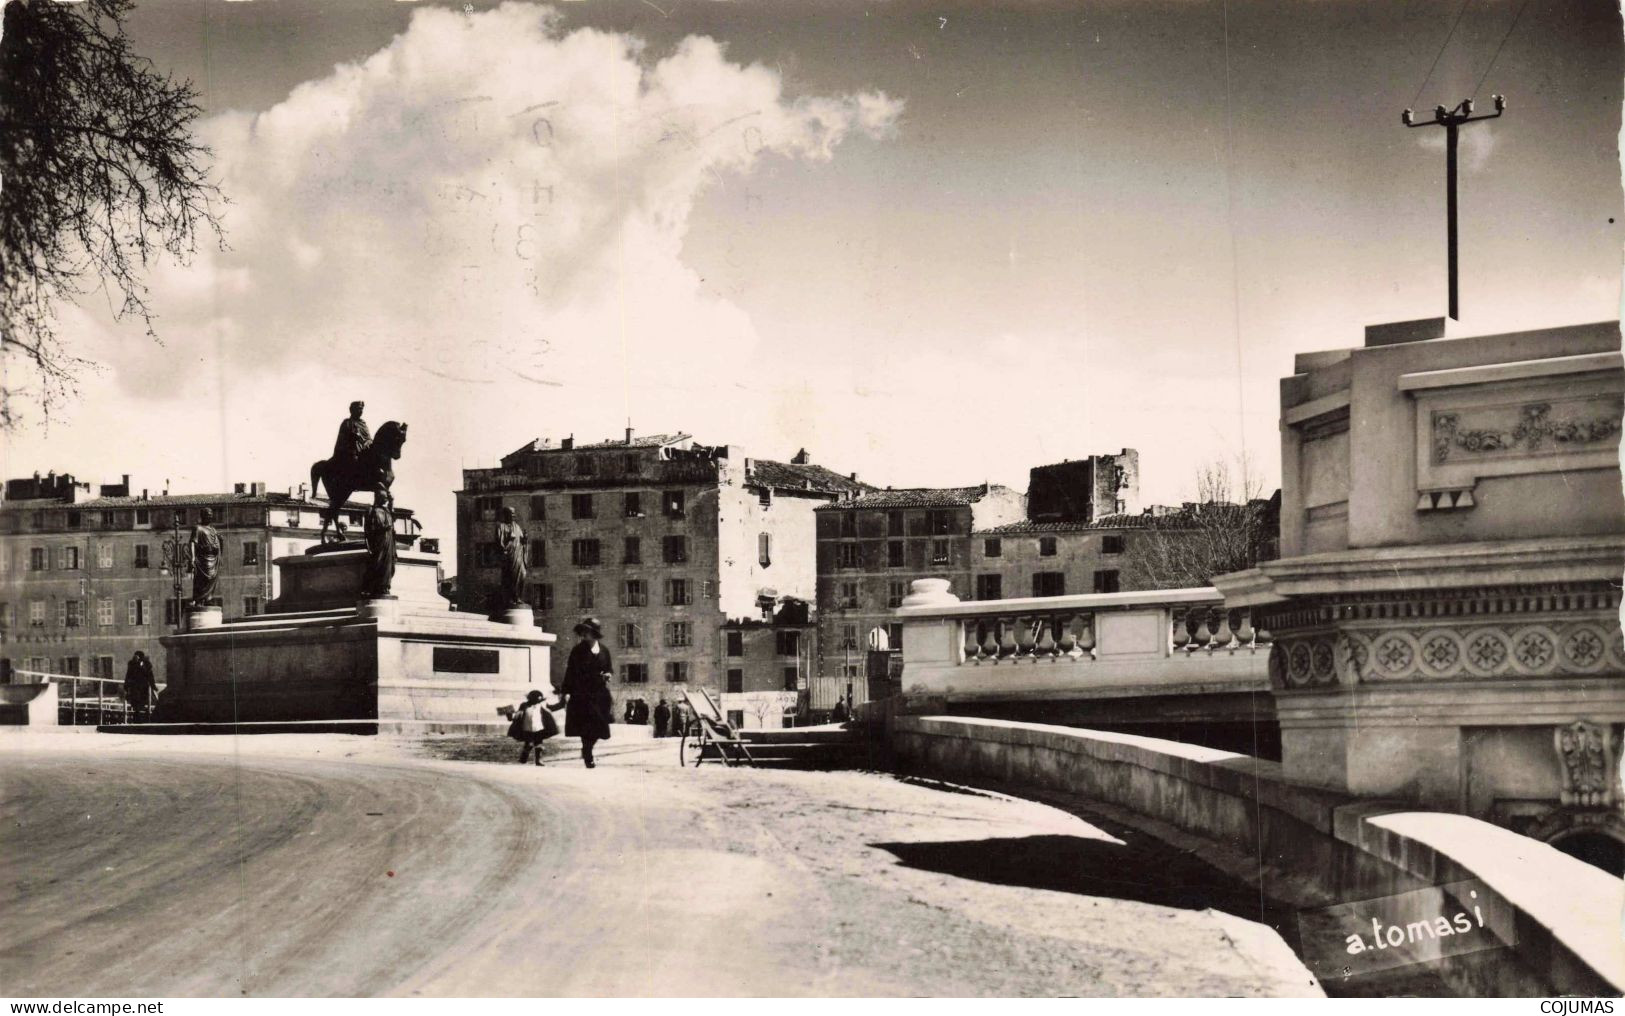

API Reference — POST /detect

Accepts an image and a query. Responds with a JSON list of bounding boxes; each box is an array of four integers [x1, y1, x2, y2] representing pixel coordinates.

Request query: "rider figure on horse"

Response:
[[333, 401, 372, 473]]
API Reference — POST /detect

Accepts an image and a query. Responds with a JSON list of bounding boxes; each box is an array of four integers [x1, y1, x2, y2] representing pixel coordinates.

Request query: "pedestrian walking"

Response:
[[123, 651, 157, 723], [653, 697, 671, 738], [559, 618, 613, 768], [508, 689, 559, 766]]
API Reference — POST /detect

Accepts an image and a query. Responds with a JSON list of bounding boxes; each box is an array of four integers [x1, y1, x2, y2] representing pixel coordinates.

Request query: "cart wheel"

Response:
[[678, 727, 693, 766]]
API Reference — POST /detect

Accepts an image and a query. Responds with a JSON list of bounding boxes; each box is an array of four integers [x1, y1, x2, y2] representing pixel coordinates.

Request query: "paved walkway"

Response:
[[0, 732, 1321, 997]]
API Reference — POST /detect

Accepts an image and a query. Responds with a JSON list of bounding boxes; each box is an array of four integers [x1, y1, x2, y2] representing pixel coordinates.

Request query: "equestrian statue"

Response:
[[310, 401, 409, 544]]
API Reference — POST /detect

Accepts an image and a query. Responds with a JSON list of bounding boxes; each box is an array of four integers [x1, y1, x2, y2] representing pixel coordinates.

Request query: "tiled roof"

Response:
[[977, 519, 1111, 535], [748, 459, 873, 496], [979, 502, 1271, 534], [505, 433, 691, 459], [816, 485, 1007, 511]]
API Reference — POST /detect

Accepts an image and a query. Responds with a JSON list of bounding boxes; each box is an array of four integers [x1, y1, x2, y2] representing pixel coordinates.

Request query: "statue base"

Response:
[[159, 549, 554, 728], [497, 607, 535, 628], [185, 606, 224, 631]]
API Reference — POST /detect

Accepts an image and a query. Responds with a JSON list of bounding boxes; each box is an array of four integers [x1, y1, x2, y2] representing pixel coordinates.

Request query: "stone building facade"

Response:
[[814, 485, 1025, 703], [455, 433, 865, 715], [1025, 450, 1140, 523], [0, 472, 413, 688], [718, 598, 816, 730]]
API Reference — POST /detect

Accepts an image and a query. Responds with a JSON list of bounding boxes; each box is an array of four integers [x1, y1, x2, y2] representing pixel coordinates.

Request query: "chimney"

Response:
[[849, 472, 858, 482], [251, 482, 267, 496], [121, 474, 130, 488], [625, 427, 634, 445], [792, 448, 810, 465], [234, 483, 246, 494], [561, 435, 574, 451], [141, 489, 149, 500]]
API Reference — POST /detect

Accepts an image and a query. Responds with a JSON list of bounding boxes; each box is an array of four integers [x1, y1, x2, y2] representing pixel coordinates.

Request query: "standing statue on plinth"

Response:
[[309, 400, 407, 543], [495, 506, 528, 612], [189, 507, 221, 607], [361, 484, 396, 600]]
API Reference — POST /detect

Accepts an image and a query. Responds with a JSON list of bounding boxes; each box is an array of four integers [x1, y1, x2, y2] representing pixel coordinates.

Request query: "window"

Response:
[[29, 600, 45, 627], [726, 669, 743, 693], [97, 543, 114, 569], [66, 511, 81, 529], [623, 536, 641, 564], [930, 539, 950, 565], [663, 490, 686, 519], [1033, 572, 1066, 597], [836, 544, 858, 569], [983, 537, 1002, 558], [887, 580, 907, 608], [575, 455, 594, 476], [63, 546, 81, 570], [0, 602, 9, 630], [135, 508, 151, 528], [665, 621, 692, 647], [839, 624, 859, 650], [576, 579, 595, 609], [165, 600, 180, 626], [571, 494, 595, 520], [839, 581, 859, 609], [28, 547, 46, 571], [929, 509, 955, 535], [840, 512, 857, 537], [1039, 536, 1059, 557], [976, 574, 1003, 601], [783, 666, 799, 692], [529, 495, 547, 521], [477, 543, 501, 568], [887, 511, 905, 536], [726, 631, 744, 657], [128, 598, 150, 626], [64, 600, 83, 628], [774, 630, 800, 656], [243, 541, 260, 566], [101, 511, 115, 529], [97, 598, 115, 626], [134, 544, 150, 569], [622, 579, 647, 607], [758, 532, 772, 568], [665, 662, 689, 683], [1102, 534, 1125, 555], [475, 496, 500, 521], [887, 541, 904, 567], [94, 656, 115, 681], [666, 578, 692, 606], [1093, 570, 1121, 594], [570, 539, 601, 567], [623, 663, 649, 684], [60, 656, 80, 676], [888, 622, 905, 652], [623, 454, 639, 475], [662, 535, 688, 564], [620, 623, 643, 649], [623, 492, 643, 518], [525, 540, 545, 568], [532, 583, 553, 611], [244, 596, 261, 616]]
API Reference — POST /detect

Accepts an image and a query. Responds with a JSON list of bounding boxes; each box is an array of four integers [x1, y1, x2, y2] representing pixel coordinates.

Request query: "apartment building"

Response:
[[455, 432, 866, 715]]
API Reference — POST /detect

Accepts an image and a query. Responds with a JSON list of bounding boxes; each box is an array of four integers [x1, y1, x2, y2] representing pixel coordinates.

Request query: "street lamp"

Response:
[[159, 516, 191, 633]]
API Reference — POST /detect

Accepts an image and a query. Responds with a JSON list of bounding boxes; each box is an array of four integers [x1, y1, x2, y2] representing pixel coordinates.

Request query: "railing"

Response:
[[13, 670, 145, 726], [894, 580, 1271, 702]]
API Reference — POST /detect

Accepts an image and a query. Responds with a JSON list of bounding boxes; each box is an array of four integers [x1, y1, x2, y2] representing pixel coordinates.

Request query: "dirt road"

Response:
[[1, 733, 1320, 996]]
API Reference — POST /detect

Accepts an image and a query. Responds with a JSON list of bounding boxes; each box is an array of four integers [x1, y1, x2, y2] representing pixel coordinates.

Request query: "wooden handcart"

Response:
[[677, 688, 755, 767]]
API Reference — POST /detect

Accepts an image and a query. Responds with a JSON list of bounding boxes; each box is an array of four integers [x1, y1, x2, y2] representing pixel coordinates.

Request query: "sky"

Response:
[[5, 0, 1621, 558]]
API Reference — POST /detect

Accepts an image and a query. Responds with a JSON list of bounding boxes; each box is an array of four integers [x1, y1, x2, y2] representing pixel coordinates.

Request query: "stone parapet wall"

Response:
[[889, 714, 1623, 997]]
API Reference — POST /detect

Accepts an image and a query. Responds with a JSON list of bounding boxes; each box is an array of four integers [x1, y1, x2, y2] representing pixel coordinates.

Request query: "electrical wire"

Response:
[[1472, 0, 1533, 96], [1411, 0, 1476, 108]]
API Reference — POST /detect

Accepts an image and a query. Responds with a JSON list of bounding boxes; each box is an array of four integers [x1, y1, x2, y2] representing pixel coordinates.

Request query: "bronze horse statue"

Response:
[[310, 420, 408, 542]]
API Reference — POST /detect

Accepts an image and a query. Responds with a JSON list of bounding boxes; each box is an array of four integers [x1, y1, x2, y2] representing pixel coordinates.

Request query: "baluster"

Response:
[[981, 622, 1001, 662], [1191, 608, 1213, 652], [964, 619, 982, 663], [1234, 608, 1255, 651], [1077, 613, 1097, 660], [1254, 622, 1272, 648], [996, 619, 1018, 659], [1054, 612, 1078, 657], [1212, 607, 1233, 653], [1172, 609, 1190, 653], [1035, 616, 1059, 659], [1015, 616, 1037, 658]]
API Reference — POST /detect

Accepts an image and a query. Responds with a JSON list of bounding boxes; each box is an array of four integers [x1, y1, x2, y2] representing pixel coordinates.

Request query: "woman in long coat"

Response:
[[559, 617, 613, 767]]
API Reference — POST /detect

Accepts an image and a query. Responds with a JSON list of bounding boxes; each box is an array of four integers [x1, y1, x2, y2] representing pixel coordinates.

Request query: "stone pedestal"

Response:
[[186, 606, 223, 631], [499, 607, 535, 628], [1216, 321, 1625, 852], [160, 544, 554, 730]]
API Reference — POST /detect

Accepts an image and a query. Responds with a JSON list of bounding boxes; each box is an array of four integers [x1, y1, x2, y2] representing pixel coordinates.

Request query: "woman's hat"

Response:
[[525, 689, 544, 703], [573, 617, 603, 638]]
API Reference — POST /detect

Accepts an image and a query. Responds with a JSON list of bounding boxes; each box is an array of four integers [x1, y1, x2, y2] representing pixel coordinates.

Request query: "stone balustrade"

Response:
[[895, 579, 1271, 703]]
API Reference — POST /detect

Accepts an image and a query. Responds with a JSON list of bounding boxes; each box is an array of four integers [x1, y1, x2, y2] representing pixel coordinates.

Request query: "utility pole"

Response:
[[1402, 95, 1505, 321]]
